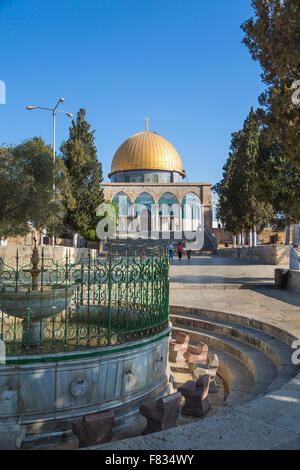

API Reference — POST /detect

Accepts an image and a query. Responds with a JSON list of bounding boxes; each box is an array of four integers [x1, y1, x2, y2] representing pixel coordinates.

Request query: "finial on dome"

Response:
[[145, 116, 149, 132]]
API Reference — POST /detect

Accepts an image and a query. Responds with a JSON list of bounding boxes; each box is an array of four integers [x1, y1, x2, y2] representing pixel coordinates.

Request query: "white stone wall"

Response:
[[0, 246, 97, 266], [218, 245, 291, 266]]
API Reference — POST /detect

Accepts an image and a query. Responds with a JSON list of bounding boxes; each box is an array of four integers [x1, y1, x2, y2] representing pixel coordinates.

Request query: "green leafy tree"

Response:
[[241, 0, 300, 165], [60, 109, 104, 240], [0, 138, 64, 239]]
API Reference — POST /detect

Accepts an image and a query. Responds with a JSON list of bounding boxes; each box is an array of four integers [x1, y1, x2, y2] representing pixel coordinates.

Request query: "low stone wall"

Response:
[[288, 270, 300, 293], [0, 245, 98, 265], [212, 228, 233, 245], [213, 228, 295, 247], [218, 245, 290, 266]]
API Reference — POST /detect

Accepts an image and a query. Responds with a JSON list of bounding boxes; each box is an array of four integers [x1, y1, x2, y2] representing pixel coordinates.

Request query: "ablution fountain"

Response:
[[0, 243, 171, 448]]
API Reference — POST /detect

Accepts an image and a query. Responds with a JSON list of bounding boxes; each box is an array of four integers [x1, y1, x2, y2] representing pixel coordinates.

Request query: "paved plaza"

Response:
[[169, 253, 284, 285], [169, 254, 300, 339]]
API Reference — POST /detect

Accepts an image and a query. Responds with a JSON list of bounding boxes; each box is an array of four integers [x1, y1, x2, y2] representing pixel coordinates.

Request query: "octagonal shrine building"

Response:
[[102, 120, 213, 243]]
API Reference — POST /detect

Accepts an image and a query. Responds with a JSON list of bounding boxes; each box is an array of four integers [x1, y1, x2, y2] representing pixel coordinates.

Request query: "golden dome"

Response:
[[109, 131, 185, 177]]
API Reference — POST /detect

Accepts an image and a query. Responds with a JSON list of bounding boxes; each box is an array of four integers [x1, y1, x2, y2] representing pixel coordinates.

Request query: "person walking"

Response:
[[187, 249, 192, 263], [167, 242, 174, 264], [289, 243, 300, 270], [177, 242, 183, 261]]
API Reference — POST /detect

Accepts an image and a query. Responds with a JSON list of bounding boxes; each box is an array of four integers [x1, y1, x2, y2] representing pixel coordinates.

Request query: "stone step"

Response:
[[171, 323, 278, 405], [89, 310, 300, 450], [171, 312, 289, 367], [170, 310, 299, 400], [170, 305, 297, 347], [180, 346, 256, 408]]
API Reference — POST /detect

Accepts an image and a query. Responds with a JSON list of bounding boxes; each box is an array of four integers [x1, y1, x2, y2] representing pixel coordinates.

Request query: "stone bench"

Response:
[[139, 392, 182, 435], [191, 354, 219, 393], [72, 410, 115, 448], [178, 375, 211, 418], [169, 332, 190, 362], [184, 342, 208, 366]]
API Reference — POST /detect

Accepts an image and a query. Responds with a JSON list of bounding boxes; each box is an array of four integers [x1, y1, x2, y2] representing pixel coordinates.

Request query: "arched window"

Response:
[[182, 193, 202, 231], [112, 192, 131, 216], [134, 193, 155, 232], [158, 193, 180, 231], [134, 192, 155, 215], [158, 193, 179, 215]]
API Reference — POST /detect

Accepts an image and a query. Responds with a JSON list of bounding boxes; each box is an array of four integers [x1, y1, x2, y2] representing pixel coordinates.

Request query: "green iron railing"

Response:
[[0, 247, 169, 356]]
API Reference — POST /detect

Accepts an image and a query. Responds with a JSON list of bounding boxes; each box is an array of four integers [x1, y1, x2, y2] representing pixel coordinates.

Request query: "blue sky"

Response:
[[0, 0, 263, 185]]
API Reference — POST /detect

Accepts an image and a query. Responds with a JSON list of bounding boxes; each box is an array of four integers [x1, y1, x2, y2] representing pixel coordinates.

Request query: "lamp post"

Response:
[[26, 99, 73, 245]]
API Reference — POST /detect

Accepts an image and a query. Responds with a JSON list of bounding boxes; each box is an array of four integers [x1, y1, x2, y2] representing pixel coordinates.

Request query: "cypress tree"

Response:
[[60, 109, 104, 242], [214, 109, 274, 241]]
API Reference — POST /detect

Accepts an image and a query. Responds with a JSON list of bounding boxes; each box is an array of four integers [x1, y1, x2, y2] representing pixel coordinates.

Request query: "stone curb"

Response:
[[170, 283, 274, 290]]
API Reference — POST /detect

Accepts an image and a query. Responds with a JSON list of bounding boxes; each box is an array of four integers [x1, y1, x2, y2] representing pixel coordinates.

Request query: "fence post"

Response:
[[107, 256, 112, 345]]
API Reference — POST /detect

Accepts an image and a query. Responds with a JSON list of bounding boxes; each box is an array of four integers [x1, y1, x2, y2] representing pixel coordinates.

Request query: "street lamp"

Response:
[[26, 98, 73, 245]]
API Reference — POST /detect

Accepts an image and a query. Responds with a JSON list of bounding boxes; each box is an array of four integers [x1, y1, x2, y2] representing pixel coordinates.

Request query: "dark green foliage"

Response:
[[215, 2, 300, 232], [214, 109, 273, 234], [241, 0, 300, 165], [258, 129, 300, 227], [60, 109, 104, 234]]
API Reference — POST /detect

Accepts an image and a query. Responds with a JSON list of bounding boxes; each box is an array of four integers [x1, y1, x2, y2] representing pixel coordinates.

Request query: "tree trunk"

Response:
[[73, 233, 79, 248], [248, 232, 253, 248], [240, 232, 244, 247], [251, 219, 257, 247], [285, 225, 291, 245], [252, 229, 257, 247], [293, 223, 300, 245], [233, 235, 237, 248]]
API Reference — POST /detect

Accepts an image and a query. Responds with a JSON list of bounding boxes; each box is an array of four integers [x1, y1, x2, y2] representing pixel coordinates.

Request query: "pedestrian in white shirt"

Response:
[[167, 243, 174, 263], [289, 244, 300, 270]]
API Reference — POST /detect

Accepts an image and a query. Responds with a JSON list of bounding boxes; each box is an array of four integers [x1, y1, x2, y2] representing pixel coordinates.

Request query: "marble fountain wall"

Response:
[[0, 328, 171, 434]]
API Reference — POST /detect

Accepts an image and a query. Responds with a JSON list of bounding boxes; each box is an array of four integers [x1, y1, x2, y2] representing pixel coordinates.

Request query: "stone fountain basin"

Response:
[[0, 286, 75, 321]]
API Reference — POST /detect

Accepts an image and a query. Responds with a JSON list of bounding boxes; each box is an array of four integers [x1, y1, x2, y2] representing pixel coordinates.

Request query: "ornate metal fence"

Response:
[[0, 247, 169, 356]]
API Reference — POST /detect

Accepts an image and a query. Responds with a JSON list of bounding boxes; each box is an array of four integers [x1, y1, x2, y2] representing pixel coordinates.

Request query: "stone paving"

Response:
[[170, 255, 300, 339], [169, 254, 284, 285], [90, 254, 300, 450]]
